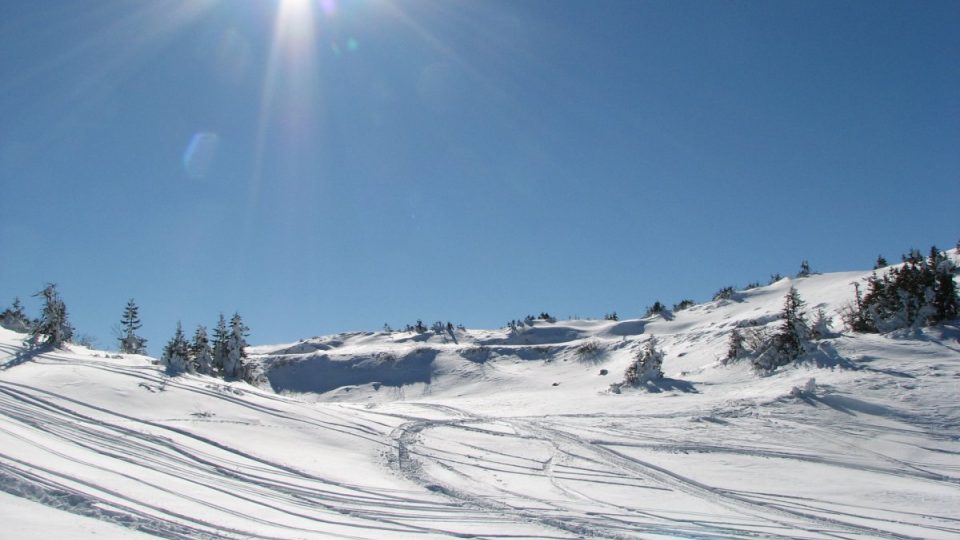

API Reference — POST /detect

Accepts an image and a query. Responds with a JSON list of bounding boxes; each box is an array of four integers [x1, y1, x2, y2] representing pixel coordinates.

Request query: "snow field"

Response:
[[1, 259, 959, 538]]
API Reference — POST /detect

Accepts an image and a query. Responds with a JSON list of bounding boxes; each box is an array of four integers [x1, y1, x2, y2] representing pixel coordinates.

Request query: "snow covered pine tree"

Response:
[[212, 313, 229, 376], [30, 284, 73, 348], [162, 322, 190, 374], [191, 325, 214, 375], [0, 297, 32, 333], [223, 312, 249, 379]]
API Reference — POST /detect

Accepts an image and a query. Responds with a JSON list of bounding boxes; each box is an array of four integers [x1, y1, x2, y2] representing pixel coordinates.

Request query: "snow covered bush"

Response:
[[809, 308, 835, 340], [623, 337, 664, 385], [576, 339, 601, 360]]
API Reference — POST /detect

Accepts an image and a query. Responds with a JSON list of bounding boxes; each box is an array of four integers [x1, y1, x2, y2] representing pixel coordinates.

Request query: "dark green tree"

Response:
[[644, 301, 665, 317], [0, 297, 32, 333], [117, 299, 147, 354], [931, 249, 959, 323]]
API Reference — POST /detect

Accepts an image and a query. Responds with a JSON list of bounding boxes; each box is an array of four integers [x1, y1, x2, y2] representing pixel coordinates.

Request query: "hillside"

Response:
[[1, 261, 959, 539]]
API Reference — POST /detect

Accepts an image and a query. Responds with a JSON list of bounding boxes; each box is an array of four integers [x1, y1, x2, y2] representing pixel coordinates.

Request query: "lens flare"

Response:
[[182, 132, 220, 179]]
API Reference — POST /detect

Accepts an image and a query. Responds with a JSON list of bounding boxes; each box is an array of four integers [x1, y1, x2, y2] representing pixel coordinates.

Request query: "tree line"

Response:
[[0, 286, 252, 382]]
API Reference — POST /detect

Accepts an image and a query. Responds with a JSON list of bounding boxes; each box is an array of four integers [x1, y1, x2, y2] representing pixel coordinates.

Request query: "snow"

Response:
[[0, 490, 154, 538], [1, 258, 959, 538]]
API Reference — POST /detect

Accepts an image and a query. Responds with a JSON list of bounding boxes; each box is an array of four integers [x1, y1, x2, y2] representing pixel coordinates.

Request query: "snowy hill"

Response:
[[2, 260, 959, 539]]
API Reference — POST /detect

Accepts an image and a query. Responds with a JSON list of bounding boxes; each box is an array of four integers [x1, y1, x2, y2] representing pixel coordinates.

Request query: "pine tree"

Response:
[[644, 301, 665, 317], [931, 252, 959, 323], [191, 325, 214, 375], [798, 260, 812, 277], [713, 286, 736, 301], [724, 328, 745, 364], [161, 322, 190, 374], [874, 255, 888, 269], [117, 299, 147, 354], [211, 313, 229, 376], [223, 312, 249, 379], [777, 287, 808, 357], [30, 284, 73, 348], [844, 281, 876, 332], [0, 297, 32, 333], [856, 246, 956, 330], [753, 287, 808, 371]]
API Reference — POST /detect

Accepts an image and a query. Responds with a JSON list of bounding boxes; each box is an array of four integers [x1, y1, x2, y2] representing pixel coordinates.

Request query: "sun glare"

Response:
[[249, 0, 325, 205]]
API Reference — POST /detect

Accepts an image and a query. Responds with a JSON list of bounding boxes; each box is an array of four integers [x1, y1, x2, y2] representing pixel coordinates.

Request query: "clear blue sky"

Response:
[[1, 0, 958, 354]]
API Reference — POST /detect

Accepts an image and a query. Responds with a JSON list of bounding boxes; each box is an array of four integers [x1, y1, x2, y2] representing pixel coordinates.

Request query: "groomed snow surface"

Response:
[[2, 264, 959, 539]]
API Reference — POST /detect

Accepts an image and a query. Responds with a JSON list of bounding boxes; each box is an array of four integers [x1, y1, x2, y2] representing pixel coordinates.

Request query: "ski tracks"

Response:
[[389, 403, 944, 539]]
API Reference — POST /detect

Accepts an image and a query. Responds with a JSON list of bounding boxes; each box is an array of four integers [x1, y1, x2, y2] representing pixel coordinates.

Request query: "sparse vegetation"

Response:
[[644, 301, 665, 317], [575, 339, 601, 359], [713, 286, 736, 301]]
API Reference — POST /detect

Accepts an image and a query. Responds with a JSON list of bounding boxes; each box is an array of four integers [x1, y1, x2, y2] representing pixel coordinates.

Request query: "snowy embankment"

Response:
[[1, 262, 959, 539]]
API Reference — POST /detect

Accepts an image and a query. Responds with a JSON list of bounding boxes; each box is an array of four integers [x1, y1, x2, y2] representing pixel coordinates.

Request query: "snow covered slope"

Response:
[[1, 261, 959, 539]]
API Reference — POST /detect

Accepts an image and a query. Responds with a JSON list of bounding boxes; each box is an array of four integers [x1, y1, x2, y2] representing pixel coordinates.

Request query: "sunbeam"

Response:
[[250, 0, 322, 207]]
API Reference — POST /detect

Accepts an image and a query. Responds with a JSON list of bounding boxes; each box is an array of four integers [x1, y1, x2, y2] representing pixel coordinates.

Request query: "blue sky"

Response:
[[1, 0, 958, 354]]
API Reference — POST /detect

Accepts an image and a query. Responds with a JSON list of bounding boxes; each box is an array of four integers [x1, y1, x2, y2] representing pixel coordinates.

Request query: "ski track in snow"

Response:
[[387, 401, 960, 539], [0, 365, 562, 539]]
